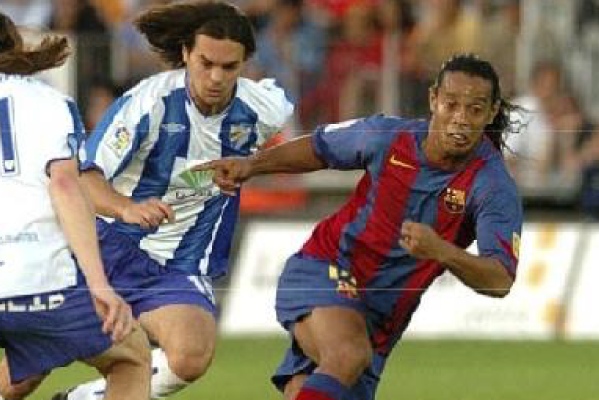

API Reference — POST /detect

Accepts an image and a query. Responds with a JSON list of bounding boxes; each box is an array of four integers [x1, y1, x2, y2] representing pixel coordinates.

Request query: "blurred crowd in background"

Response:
[[2, 0, 599, 218]]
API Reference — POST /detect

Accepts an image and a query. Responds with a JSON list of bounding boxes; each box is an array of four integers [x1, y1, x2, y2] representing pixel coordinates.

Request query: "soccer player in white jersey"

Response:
[[55, 1, 294, 399], [0, 12, 150, 400]]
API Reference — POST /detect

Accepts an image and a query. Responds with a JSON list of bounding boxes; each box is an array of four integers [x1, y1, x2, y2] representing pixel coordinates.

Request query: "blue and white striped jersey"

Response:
[[0, 74, 84, 298], [82, 69, 294, 278]]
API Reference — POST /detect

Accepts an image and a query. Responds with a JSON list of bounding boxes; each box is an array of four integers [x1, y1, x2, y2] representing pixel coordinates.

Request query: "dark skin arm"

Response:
[[399, 221, 514, 297], [199, 136, 514, 297], [193, 135, 326, 195]]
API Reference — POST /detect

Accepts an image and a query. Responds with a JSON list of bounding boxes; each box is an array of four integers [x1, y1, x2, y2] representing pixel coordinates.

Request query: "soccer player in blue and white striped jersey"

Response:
[[59, 1, 294, 399]]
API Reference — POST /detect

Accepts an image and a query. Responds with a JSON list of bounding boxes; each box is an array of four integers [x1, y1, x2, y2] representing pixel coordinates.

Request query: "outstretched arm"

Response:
[[196, 135, 327, 194], [399, 221, 514, 297], [248, 135, 327, 174], [48, 159, 133, 341]]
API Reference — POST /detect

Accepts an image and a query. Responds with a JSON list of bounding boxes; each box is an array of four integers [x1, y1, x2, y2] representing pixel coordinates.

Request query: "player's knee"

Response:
[[319, 338, 372, 380], [0, 375, 45, 400], [96, 326, 152, 377], [167, 344, 215, 382]]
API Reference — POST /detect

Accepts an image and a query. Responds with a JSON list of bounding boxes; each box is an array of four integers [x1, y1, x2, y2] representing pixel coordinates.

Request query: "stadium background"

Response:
[[2, 0, 599, 398]]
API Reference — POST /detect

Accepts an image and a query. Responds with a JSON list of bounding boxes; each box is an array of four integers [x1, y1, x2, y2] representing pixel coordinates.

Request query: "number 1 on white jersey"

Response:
[[0, 96, 19, 176]]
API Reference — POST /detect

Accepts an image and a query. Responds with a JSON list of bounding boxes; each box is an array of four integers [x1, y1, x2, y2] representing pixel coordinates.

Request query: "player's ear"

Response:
[[182, 45, 190, 65], [428, 87, 437, 114]]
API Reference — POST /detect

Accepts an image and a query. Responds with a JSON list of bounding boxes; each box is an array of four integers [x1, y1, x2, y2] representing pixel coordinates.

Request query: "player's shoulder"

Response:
[[473, 149, 519, 198], [236, 77, 286, 97], [124, 69, 185, 105], [0, 74, 76, 120], [329, 114, 427, 137], [1, 74, 71, 102], [373, 115, 428, 134], [236, 77, 294, 113]]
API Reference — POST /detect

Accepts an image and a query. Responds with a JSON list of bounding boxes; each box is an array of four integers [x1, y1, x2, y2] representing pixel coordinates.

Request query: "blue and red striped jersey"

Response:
[[301, 115, 523, 353]]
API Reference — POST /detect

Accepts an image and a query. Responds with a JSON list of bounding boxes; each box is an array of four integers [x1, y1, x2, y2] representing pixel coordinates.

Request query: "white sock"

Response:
[[150, 347, 190, 399], [64, 378, 105, 400], [66, 348, 190, 400]]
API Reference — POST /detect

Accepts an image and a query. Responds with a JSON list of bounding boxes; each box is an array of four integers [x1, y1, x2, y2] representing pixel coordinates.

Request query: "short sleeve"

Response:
[[473, 182, 523, 277], [311, 116, 392, 170], [81, 94, 149, 179]]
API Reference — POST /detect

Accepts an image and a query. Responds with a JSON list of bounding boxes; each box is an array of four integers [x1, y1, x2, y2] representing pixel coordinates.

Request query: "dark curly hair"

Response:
[[134, 0, 256, 68]]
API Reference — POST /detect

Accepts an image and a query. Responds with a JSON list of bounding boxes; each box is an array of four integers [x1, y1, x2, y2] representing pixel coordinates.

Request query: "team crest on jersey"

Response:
[[443, 187, 466, 213], [228, 124, 253, 147], [107, 124, 132, 157], [329, 265, 359, 299]]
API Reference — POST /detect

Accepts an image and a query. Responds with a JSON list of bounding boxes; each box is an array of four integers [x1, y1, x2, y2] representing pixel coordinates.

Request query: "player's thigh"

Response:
[[138, 304, 216, 356], [82, 323, 150, 375], [294, 306, 370, 364]]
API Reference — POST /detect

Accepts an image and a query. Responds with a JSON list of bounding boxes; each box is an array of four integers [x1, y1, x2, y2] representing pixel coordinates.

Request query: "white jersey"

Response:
[[83, 69, 294, 278], [0, 74, 84, 298]]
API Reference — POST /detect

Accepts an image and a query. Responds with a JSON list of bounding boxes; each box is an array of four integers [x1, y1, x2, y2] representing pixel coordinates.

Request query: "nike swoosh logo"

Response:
[[389, 154, 416, 170]]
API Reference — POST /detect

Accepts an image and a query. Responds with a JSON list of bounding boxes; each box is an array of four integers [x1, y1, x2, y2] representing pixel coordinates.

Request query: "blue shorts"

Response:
[[272, 253, 390, 400], [0, 277, 112, 383], [97, 220, 216, 318]]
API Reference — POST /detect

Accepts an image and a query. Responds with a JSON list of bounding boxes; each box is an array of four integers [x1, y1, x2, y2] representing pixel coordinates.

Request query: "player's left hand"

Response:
[[399, 221, 449, 261], [89, 285, 134, 343]]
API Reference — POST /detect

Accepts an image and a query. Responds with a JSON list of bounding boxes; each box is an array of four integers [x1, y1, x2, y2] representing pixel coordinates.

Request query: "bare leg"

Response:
[[83, 324, 151, 400], [138, 304, 216, 397], [0, 359, 45, 400], [293, 306, 372, 386]]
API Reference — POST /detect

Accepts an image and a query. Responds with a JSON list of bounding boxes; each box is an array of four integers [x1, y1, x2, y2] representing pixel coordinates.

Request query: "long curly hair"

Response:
[[134, 0, 256, 68], [432, 53, 524, 154], [0, 12, 70, 75]]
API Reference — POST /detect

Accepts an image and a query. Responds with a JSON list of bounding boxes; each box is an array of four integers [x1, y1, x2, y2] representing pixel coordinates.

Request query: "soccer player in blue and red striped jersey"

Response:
[[200, 53, 523, 400]]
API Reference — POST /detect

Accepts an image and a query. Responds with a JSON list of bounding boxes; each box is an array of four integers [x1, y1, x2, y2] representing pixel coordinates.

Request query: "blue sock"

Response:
[[296, 372, 349, 400]]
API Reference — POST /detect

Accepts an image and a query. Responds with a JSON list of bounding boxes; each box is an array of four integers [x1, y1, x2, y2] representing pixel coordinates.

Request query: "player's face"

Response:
[[428, 71, 499, 162], [183, 34, 246, 115]]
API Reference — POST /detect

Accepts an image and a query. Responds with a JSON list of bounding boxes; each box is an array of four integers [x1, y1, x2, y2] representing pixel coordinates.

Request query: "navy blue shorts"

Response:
[[96, 220, 216, 318], [272, 253, 389, 400], [0, 278, 112, 383]]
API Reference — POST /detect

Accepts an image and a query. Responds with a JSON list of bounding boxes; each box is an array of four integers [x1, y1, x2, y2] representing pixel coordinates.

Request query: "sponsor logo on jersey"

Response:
[[0, 232, 39, 245], [161, 122, 187, 135], [443, 187, 466, 213], [389, 154, 416, 170], [0, 293, 65, 312], [107, 124, 132, 157]]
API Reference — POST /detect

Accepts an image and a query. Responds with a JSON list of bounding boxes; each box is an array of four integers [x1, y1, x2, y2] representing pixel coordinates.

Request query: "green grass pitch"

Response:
[[9, 337, 599, 399]]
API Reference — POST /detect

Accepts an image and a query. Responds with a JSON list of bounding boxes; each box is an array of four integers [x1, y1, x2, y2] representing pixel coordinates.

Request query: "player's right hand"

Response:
[[192, 158, 251, 196], [89, 285, 134, 343], [120, 198, 175, 229]]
